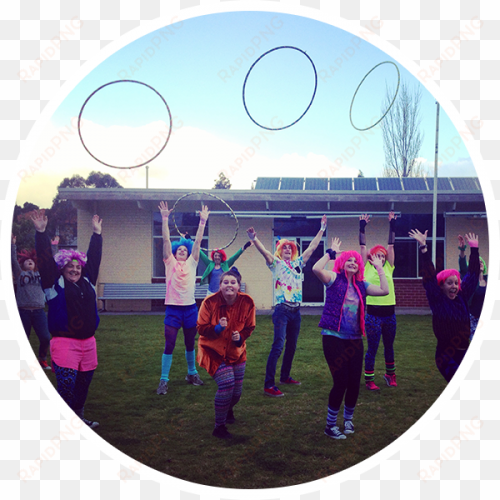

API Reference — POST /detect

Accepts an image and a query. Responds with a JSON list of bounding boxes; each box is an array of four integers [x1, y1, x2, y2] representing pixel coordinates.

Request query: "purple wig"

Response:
[[54, 249, 87, 270]]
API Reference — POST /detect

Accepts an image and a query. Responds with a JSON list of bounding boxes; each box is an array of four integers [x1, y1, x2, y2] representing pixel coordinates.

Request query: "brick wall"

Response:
[[393, 279, 429, 308]]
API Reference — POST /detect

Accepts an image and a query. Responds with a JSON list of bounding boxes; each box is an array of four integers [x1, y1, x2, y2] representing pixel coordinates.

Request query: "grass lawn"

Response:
[[33, 313, 446, 489]]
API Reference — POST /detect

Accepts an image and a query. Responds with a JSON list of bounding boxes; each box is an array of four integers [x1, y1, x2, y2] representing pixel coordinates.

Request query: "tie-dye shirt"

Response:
[[268, 256, 305, 305], [164, 254, 197, 306]]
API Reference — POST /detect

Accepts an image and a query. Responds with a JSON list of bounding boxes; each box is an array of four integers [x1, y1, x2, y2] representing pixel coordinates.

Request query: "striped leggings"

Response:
[[213, 362, 246, 426]]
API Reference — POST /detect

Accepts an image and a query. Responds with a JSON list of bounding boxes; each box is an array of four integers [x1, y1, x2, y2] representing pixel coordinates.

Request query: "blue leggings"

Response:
[[52, 360, 94, 418], [364, 313, 397, 378]]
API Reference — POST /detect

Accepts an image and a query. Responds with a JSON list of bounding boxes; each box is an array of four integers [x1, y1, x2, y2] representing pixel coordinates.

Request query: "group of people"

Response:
[[14, 206, 485, 440]]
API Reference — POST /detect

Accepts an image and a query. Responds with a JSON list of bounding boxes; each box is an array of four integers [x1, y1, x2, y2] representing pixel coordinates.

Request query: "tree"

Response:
[[12, 203, 41, 250], [213, 172, 231, 189], [86, 171, 123, 188], [380, 81, 424, 178]]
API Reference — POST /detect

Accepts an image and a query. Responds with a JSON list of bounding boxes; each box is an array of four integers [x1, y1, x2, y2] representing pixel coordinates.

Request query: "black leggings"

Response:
[[322, 335, 364, 410]]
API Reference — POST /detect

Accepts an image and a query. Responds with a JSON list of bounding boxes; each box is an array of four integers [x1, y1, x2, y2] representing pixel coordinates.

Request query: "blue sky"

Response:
[[19, 11, 476, 206]]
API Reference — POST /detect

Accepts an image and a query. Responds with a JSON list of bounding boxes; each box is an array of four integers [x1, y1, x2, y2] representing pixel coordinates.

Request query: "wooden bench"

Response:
[[98, 282, 246, 311]]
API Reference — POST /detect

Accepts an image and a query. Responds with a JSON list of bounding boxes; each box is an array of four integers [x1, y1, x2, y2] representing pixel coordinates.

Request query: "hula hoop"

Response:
[[242, 46, 318, 131], [349, 61, 400, 132], [170, 192, 239, 252], [77, 80, 173, 170]]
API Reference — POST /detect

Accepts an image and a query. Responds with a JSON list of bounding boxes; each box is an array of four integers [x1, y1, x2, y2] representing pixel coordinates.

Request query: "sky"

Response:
[[17, 11, 477, 208]]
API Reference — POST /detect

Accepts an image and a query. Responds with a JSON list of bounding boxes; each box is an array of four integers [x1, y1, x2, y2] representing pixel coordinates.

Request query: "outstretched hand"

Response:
[[31, 210, 48, 233], [408, 228, 427, 246], [464, 232, 479, 248], [51, 235, 60, 245], [159, 201, 173, 219], [458, 234, 466, 248], [330, 237, 341, 253], [92, 215, 103, 235], [199, 204, 210, 222], [369, 253, 384, 269], [247, 227, 256, 241], [388, 211, 397, 221]]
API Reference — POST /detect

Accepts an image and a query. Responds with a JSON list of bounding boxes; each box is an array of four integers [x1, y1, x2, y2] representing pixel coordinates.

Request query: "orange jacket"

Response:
[[197, 291, 256, 376]]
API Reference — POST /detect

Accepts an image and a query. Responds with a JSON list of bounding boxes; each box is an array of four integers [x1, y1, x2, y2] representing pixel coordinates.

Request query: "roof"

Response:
[[58, 177, 485, 216]]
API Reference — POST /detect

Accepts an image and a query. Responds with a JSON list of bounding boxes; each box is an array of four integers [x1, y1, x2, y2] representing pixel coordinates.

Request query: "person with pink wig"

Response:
[[359, 211, 398, 390], [409, 229, 479, 382], [313, 237, 389, 439], [32, 210, 103, 429], [247, 215, 327, 397]]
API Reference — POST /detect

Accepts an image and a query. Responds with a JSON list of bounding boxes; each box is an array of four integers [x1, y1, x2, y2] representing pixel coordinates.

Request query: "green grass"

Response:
[[33, 314, 446, 489]]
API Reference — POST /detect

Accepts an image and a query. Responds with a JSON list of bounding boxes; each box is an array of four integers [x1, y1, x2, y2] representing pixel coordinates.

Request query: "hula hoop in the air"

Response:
[[77, 80, 173, 170], [349, 61, 400, 132], [170, 192, 239, 252], [242, 46, 318, 131]]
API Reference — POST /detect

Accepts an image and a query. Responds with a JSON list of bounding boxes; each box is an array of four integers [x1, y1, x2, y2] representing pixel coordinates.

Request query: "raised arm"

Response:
[[312, 237, 340, 285], [302, 214, 327, 264], [11, 235, 22, 279], [366, 254, 389, 296], [191, 205, 209, 263], [247, 227, 274, 266], [386, 211, 396, 267], [460, 233, 480, 301], [359, 214, 370, 263], [159, 201, 173, 260], [32, 210, 59, 288], [457, 234, 468, 279], [85, 215, 103, 286]]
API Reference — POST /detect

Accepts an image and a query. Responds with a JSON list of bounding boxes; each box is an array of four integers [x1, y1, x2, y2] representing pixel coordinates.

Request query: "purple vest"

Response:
[[318, 271, 367, 335]]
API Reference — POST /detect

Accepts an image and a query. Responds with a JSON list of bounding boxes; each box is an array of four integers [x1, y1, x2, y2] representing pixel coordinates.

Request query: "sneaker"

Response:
[[185, 373, 204, 386], [383, 373, 397, 387], [344, 420, 355, 434], [82, 418, 99, 429], [39, 359, 51, 370], [279, 376, 301, 385], [156, 380, 168, 395], [324, 425, 346, 440], [365, 381, 380, 391], [264, 386, 284, 397], [226, 408, 235, 424], [212, 424, 232, 439]]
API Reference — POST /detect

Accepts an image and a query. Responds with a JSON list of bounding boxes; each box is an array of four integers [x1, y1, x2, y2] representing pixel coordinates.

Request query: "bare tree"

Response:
[[381, 81, 424, 178]]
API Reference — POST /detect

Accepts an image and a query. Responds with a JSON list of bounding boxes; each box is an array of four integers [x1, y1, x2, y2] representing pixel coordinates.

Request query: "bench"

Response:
[[98, 282, 246, 311]]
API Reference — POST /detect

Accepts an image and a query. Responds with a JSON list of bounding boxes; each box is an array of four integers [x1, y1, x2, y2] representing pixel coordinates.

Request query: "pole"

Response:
[[146, 165, 149, 189], [432, 102, 440, 264]]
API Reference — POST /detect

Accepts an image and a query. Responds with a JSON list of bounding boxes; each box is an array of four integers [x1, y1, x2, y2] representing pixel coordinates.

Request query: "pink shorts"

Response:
[[50, 336, 98, 372]]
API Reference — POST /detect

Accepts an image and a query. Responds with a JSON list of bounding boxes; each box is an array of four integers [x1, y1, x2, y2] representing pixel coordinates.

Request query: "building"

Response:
[[60, 176, 488, 312]]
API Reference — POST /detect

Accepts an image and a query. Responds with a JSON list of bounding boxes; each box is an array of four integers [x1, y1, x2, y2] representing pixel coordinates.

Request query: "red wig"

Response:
[[17, 249, 37, 270], [436, 269, 461, 291], [274, 239, 299, 261], [333, 250, 365, 281], [211, 249, 227, 262], [369, 245, 387, 257]]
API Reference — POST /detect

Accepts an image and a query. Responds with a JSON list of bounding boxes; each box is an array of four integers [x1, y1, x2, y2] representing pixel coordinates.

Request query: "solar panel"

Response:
[[378, 178, 402, 191], [329, 178, 353, 191], [426, 178, 453, 191], [402, 177, 428, 191], [354, 178, 377, 191], [255, 177, 280, 190], [305, 178, 328, 190], [450, 177, 481, 191], [280, 177, 304, 190]]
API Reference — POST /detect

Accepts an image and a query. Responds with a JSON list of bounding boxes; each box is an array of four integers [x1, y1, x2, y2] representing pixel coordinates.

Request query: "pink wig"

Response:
[[54, 249, 87, 270], [369, 245, 387, 257], [333, 250, 365, 281], [274, 239, 299, 261], [18, 249, 37, 268], [436, 269, 461, 290], [210, 249, 227, 262]]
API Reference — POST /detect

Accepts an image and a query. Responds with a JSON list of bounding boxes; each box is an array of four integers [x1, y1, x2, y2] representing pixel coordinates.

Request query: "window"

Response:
[[393, 214, 445, 278], [152, 212, 209, 279]]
